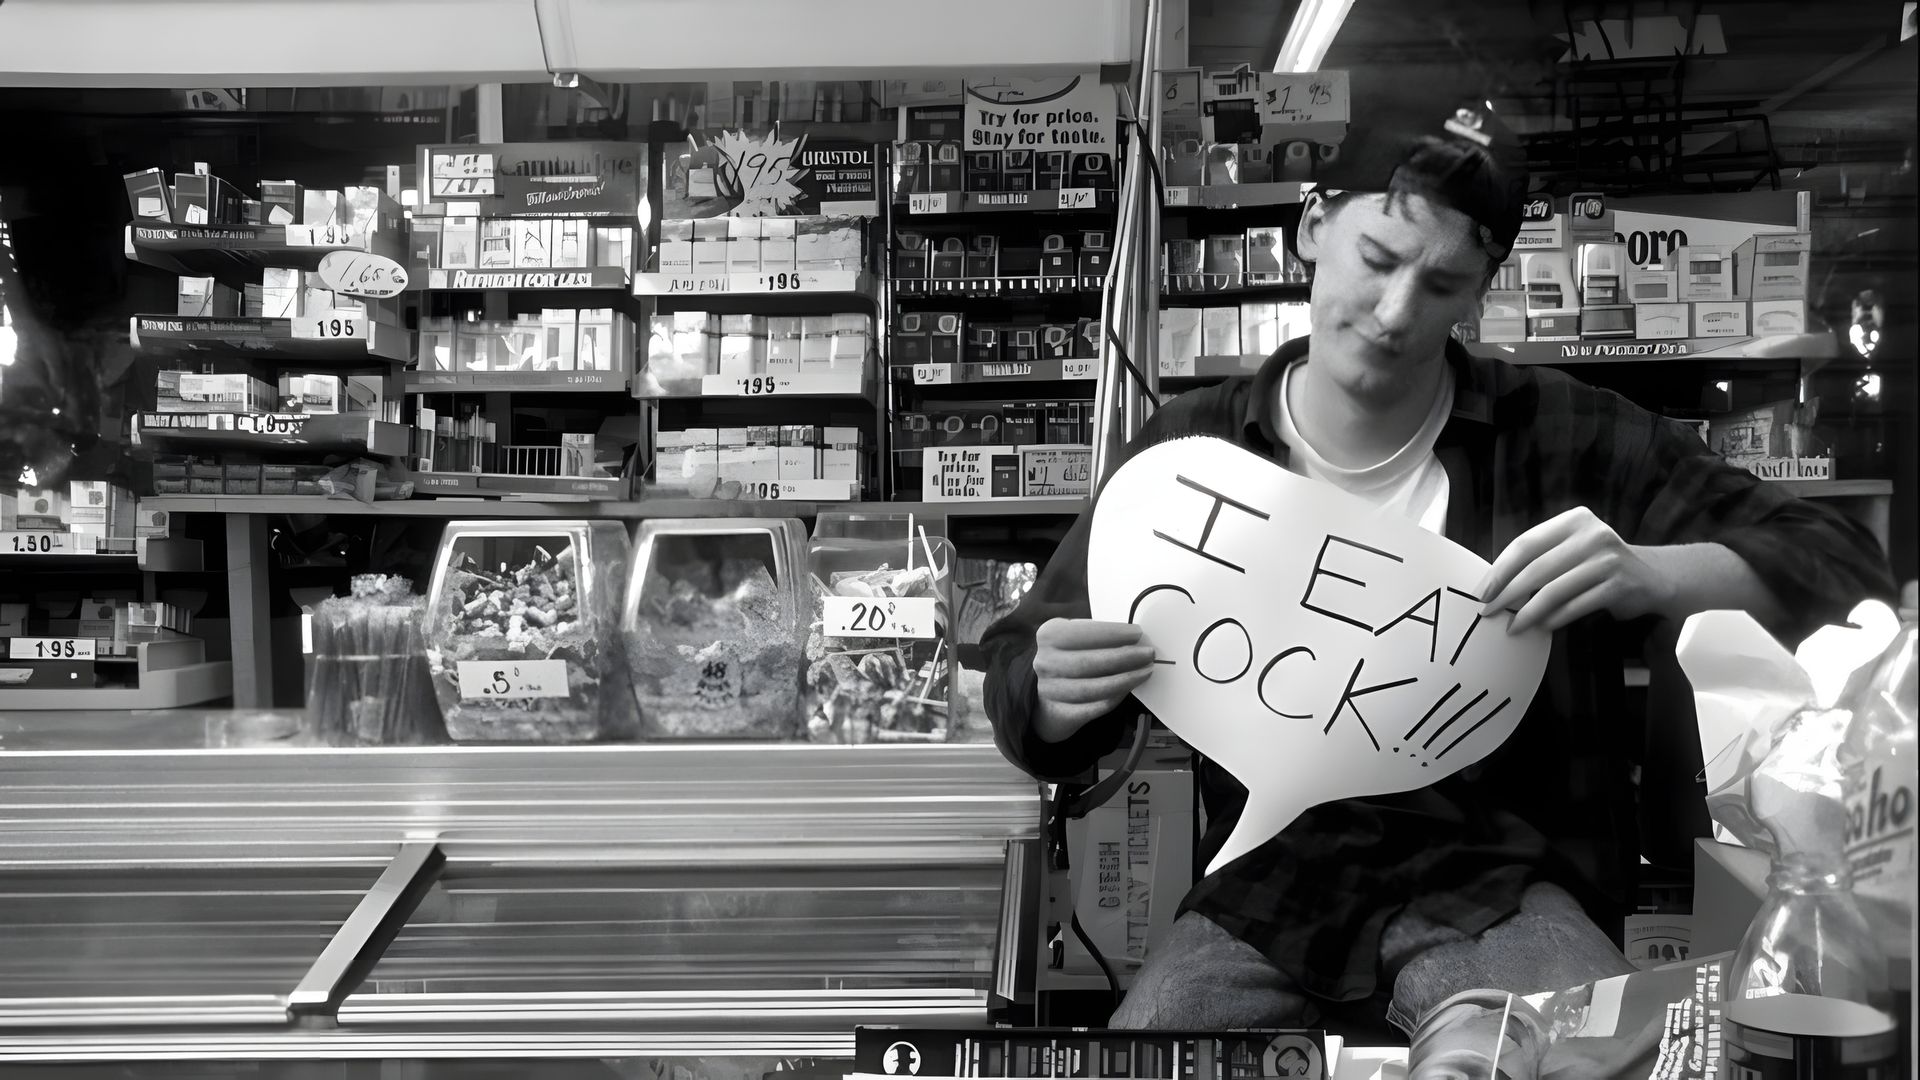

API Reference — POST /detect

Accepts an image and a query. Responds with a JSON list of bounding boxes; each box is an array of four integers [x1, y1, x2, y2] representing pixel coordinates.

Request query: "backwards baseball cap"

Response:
[[1319, 101, 1532, 258]]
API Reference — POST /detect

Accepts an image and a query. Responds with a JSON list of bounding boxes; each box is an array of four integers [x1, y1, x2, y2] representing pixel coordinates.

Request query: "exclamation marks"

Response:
[[1394, 683, 1513, 767]]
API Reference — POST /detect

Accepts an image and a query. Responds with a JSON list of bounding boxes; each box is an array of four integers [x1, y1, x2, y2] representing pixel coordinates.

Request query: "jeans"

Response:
[[1107, 882, 1636, 1035]]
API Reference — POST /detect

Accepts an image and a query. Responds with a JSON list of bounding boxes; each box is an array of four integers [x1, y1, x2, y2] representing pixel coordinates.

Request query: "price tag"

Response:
[[821, 595, 938, 640], [1259, 70, 1351, 127], [9, 637, 96, 661], [285, 223, 360, 248], [1062, 359, 1097, 380], [234, 414, 307, 436], [1159, 353, 1197, 378], [913, 363, 955, 386], [3, 531, 74, 555], [699, 374, 790, 396], [1166, 187, 1193, 207], [757, 271, 804, 292], [316, 250, 409, 299], [293, 312, 367, 341], [1056, 188, 1096, 210], [1520, 196, 1555, 223], [908, 192, 950, 215], [430, 175, 496, 197], [456, 659, 570, 700]]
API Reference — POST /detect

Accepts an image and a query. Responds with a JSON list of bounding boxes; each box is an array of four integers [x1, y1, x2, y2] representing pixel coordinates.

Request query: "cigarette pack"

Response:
[[1202, 306, 1241, 357], [1205, 234, 1245, 289], [831, 313, 871, 372], [123, 169, 174, 222], [927, 312, 963, 365], [765, 316, 802, 374], [303, 189, 343, 227], [419, 317, 455, 371], [479, 220, 515, 268], [1750, 299, 1806, 337], [157, 372, 276, 414], [259, 180, 302, 225], [1078, 231, 1110, 279], [1240, 302, 1282, 355], [171, 172, 214, 225], [718, 314, 764, 376], [1478, 290, 1526, 343], [277, 374, 345, 414], [440, 217, 479, 269], [1624, 268, 1677, 304], [1734, 232, 1811, 301], [1003, 327, 1040, 365], [727, 217, 763, 274], [1041, 234, 1076, 278], [1002, 149, 1035, 192], [1158, 308, 1202, 376], [930, 237, 967, 280], [12, 488, 66, 531], [591, 226, 632, 272], [692, 232, 729, 277], [553, 219, 589, 268], [514, 218, 553, 268], [1671, 245, 1732, 302], [1245, 227, 1286, 283], [575, 309, 618, 371], [261, 268, 302, 319], [802, 315, 837, 371], [542, 309, 579, 371], [1634, 303, 1690, 339], [965, 235, 999, 280], [967, 325, 1001, 365], [1692, 300, 1749, 338], [176, 277, 240, 317], [658, 220, 695, 275]]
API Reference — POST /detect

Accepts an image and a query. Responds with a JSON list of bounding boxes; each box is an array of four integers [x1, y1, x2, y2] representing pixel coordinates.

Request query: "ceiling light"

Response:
[[1274, 0, 1359, 73]]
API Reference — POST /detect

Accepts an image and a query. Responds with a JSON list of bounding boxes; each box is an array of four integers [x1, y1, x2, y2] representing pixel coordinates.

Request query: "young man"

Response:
[[981, 111, 1895, 1033]]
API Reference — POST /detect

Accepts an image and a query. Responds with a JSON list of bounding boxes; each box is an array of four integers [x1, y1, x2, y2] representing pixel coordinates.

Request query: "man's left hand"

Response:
[[1476, 507, 1678, 635]]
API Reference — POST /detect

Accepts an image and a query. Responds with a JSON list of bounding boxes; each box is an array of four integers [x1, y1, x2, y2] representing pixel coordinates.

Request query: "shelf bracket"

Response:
[[991, 837, 1043, 1007], [288, 840, 446, 1015]]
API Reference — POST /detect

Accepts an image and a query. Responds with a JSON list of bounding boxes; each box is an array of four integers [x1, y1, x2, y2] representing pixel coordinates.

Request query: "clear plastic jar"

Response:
[[803, 513, 955, 744], [623, 519, 808, 739], [423, 521, 634, 742]]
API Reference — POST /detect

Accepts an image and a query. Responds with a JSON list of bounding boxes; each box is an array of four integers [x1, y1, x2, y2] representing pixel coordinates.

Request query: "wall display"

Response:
[[665, 133, 881, 219], [416, 142, 645, 218], [1087, 437, 1550, 874], [961, 73, 1116, 156]]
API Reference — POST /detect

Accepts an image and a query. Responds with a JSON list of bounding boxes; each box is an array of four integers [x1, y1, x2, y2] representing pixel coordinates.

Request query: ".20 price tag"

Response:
[[3, 531, 74, 555], [293, 312, 366, 341], [913, 364, 955, 386], [9, 637, 96, 661], [1056, 188, 1096, 210], [908, 192, 950, 215], [456, 659, 570, 700], [821, 595, 938, 640]]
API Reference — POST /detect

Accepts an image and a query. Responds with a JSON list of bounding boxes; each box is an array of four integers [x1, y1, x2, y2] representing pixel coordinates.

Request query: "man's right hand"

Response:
[[1031, 618, 1159, 743]]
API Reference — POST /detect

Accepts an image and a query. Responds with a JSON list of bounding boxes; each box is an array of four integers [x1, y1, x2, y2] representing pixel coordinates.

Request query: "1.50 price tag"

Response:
[[3, 531, 74, 555], [908, 192, 950, 215], [821, 595, 938, 640], [9, 637, 96, 661], [456, 659, 569, 700], [293, 312, 366, 341]]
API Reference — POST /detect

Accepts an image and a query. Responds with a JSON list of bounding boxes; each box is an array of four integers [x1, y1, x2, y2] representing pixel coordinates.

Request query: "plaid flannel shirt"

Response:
[[982, 335, 1895, 1003]]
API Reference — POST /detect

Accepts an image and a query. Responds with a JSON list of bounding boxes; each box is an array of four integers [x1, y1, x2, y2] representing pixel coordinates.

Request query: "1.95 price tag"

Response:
[[293, 312, 366, 341], [9, 637, 96, 661], [821, 595, 938, 640], [285, 223, 360, 248], [456, 659, 569, 700]]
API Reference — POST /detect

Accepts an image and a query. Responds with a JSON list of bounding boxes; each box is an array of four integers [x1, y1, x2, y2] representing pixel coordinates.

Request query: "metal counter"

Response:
[[0, 717, 1043, 1066]]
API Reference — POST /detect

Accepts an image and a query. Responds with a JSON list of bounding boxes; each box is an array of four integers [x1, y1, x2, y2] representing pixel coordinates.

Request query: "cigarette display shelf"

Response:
[[893, 359, 1099, 385], [407, 470, 633, 500], [1162, 181, 1314, 210], [417, 265, 633, 291], [125, 220, 407, 279], [138, 495, 1089, 519], [130, 313, 410, 366], [1464, 332, 1838, 367], [633, 270, 874, 298], [893, 275, 1103, 299], [0, 633, 231, 710], [0, 535, 204, 572], [1159, 353, 1270, 382], [134, 413, 414, 457], [898, 189, 1117, 216], [405, 368, 629, 393], [1160, 281, 1312, 306]]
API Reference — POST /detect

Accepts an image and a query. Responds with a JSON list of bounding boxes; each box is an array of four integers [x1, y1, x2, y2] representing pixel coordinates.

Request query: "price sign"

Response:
[[908, 192, 950, 215], [1159, 353, 1197, 378], [293, 312, 366, 341], [235, 414, 306, 436], [456, 659, 570, 700], [757, 272, 804, 292], [821, 595, 938, 640], [913, 363, 955, 386], [1057, 188, 1096, 210], [316, 251, 409, 299], [3, 531, 74, 555], [430, 152, 495, 178], [1062, 359, 1097, 380], [1259, 70, 1351, 127], [9, 637, 96, 661], [1166, 187, 1193, 207], [745, 482, 788, 501], [285, 223, 359, 248]]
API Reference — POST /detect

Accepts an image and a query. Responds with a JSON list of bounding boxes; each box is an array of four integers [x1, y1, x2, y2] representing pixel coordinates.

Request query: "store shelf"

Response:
[[406, 369, 629, 393], [135, 414, 413, 457], [633, 270, 873, 297], [1161, 281, 1312, 305], [131, 314, 409, 365], [0, 536, 203, 572], [894, 275, 1102, 299], [126, 221, 406, 278], [1772, 479, 1893, 498], [138, 496, 1089, 519], [893, 359, 1098, 385], [408, 471, 632, 500], [1464, 333, 1838, 366], [0, 659, 232, 710], [696, 370, 872, 397], [1163, 182, 1313, 209], [421, 266, 631, 291], [897, 189, 1116, 215]]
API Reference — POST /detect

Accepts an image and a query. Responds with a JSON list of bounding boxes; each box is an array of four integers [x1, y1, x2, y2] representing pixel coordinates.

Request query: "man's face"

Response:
[[1297, 191, 1489, 404]]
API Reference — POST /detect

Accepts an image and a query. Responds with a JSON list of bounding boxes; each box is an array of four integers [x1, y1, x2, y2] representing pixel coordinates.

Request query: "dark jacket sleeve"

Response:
[[980, 389, 1222, 782], [1608, 407, 1896, 644]]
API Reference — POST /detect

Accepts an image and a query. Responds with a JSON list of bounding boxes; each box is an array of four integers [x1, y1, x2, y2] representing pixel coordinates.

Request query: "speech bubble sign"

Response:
[[1087, 436, 1551, 876]]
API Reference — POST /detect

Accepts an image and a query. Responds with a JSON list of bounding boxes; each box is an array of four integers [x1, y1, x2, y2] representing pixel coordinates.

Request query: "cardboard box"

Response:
[[1750, 299, 1807, 337], [1202, 306, 1240, 357], [303, 189, 343, 227], [801, 315, 836, 372], [1576, 242, 1627, 306], [926, 312, 962, 366], [440, 217, 479, 269], [728, 218, 763, 274], [12, 488, 66, 530], [278, 374, 344, 414], [1734, 232, 1811, 301], [718, 314, 763, 376], [1671, 245, 1732, 302], [1579, 306, 1635, 339], [514, 218, 553, 267], [124, 169, 174, 222], [552, 220, 589, 268], [1624, 268, 1678, 305], [1692, 300, 1749, 338], [1634, 303, 1691, 339], [176, 277, 240, 318]]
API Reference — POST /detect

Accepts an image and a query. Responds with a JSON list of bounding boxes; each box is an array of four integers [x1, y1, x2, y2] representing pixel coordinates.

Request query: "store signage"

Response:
[[963, 74, 1115, 154], [1086, 436, 1549, 874], [1608, 190, 1805, 268], [1257, 71, 1350, 129], [417, 142, 644, 218], [443, 270, 603, 289], [790, 139, 881, 216], [1743, 457, 1833, 481], [822, 595, 937, 640], [456, 659, 570, 700], [1022, 447, 1092, 497], [315, 251, 408, 298], [2, 531, 80, 555], [9, 637, 96, 661], [922, 446, 1022, 501], [233, 414, 308, 436]]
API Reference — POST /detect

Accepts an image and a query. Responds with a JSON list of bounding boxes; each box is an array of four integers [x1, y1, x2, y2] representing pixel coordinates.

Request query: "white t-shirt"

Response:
[[1274, 359, 1453, 536]]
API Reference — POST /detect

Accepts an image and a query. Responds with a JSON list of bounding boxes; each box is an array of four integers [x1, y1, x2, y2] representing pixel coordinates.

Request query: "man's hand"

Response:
[[1031, 618, 1159, 742], [1476, 507, 1679, 636]]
